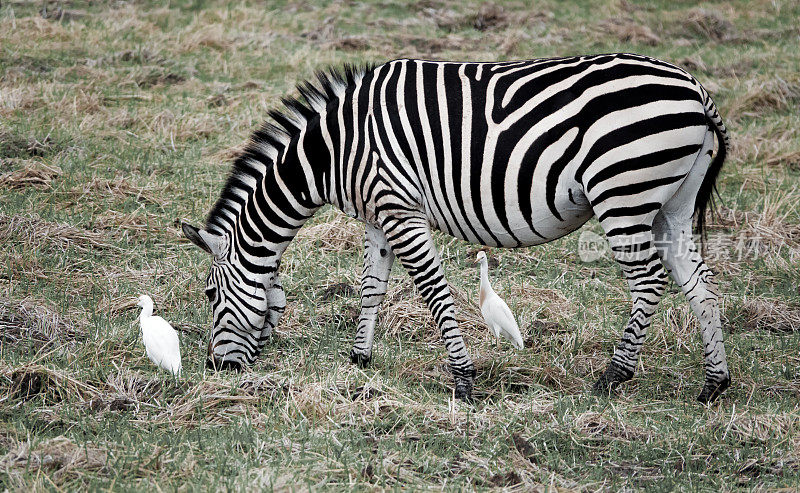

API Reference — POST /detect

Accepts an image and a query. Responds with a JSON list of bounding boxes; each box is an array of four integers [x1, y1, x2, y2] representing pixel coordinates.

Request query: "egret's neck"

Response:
[[479, 260, 490, 289], [140, 304, 153, 318]]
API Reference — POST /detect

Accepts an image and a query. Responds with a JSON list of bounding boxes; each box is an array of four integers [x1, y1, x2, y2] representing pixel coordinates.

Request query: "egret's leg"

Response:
[[350, 224, 395, 367]]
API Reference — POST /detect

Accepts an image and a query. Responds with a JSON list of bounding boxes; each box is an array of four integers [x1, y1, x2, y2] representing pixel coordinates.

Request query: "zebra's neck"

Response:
[[206, 123, 327, 275], [203, 66, 373, 277]]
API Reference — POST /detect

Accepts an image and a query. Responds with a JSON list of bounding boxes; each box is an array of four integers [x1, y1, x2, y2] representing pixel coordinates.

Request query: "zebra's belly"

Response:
[[424, 181, 594, 248]]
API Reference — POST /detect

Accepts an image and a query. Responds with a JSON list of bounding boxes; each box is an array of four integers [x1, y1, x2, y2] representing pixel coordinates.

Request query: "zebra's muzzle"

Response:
[[205, 356, 243, 372]]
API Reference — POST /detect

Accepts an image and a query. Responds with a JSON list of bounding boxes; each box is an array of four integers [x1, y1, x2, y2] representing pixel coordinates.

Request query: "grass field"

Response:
[[2, 0, 800, 490]]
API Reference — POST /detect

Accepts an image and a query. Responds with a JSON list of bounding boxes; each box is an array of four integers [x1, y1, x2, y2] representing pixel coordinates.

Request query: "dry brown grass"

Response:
[[735, 297, 800, 333], [728, 77, 800, 118], [707, 192, 800, 271], [597, 18, 661, 46], [573, 410, 650, 441], [425, 2, 552, 33], [380, 279, 439, 341], [0, 158, 61, 189], [430, 2, 511, 32], [507, 283, 578, 321], [71, 174, 169, 207], [1, 436, 109, 485], [0, 213, 115, 253], [0, 297, 83, 348], [93, 209, 181, 240], [295, 210, 363, 253], [731, 126, 800, 173], [685, 7, 737, 42], [0, 131, 60, 159]]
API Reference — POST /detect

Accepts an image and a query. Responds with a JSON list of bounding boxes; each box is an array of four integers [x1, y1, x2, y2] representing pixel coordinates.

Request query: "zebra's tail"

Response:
[[694, 89, 730, 239]]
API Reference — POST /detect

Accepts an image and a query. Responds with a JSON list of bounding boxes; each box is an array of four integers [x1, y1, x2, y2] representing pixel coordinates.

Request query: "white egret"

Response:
[[136, 295, 182, 377], [476, 251, 524, 350]]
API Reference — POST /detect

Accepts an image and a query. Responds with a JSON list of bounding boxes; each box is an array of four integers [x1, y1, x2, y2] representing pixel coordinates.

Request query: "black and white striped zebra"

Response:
[[183, 53, 731, 403]]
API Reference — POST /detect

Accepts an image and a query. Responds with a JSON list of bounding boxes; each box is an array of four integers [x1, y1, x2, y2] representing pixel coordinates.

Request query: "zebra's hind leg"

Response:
[[593, 229, 668, 396], [381, 216, 476, 402], [654, 129, 729, 403], [654, 214, 730, 403], [350, 224, 395, 368]]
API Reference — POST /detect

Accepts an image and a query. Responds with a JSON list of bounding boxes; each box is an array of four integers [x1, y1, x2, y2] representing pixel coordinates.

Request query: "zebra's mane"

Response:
[[205, 63, 376, 233]]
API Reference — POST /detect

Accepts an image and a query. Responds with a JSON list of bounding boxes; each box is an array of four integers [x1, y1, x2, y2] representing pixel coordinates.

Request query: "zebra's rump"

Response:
[[366, 53, 710, 247]]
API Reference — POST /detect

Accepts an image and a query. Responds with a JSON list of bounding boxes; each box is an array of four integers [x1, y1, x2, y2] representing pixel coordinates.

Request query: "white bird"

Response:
[[476, 251, 524, 350], [136, 295, 182, 377]]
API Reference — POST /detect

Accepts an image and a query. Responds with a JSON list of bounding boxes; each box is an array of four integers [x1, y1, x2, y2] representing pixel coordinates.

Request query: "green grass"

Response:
[[2, 0, 800, 490]]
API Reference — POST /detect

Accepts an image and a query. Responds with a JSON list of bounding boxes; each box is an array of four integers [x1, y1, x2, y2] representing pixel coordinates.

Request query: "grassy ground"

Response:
[[2, 0, 800, 490]]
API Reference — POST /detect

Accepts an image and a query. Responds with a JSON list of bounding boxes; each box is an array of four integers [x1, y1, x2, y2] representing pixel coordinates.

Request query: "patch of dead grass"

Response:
[[92, 209, 180, 240], [707, 195, 800, 270], [144, 109, 218, 142], [135, 68, 187, 89], [430, 2, 510, 32], [0, 158, 61, 189], [295, 211, 362, 253], [0, 297, 83, 348], [378, 279, 486, 344], [427, 2, 551, 32], [178, 23, 235, 52], [684, 7, 738, 42], [0, 437, 108, 483], [506, 283, 578, 321], [0, 85, 43, 113], [725, 413, 800, 443], [0, 131, 60, 159], [2, 364, 100, 404], [728, 77, 800, 118], [731, 126, 800, 172], [597, 18, 661, 46], [474, 353, 584, 395], [380, 279, 438, 341], [573, 410, 650, 441], [85, 48, 168, 68], [0, 213, 115, 253], [395, 33, 475, 56], [72, 174, 169, 207], [732, 297, 800, 333], [327, 35, 372, 52]]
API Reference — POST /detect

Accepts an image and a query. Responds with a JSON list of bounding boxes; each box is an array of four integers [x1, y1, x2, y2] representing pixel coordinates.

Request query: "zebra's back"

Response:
[[364, 54, 710, 247]]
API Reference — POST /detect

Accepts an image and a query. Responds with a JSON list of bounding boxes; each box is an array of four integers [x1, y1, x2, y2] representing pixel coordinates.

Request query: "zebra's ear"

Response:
[[182, 222, 225, 257]]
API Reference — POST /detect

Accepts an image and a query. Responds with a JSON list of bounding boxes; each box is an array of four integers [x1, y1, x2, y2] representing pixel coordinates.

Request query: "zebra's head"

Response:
[[182, 223, 272, 371]]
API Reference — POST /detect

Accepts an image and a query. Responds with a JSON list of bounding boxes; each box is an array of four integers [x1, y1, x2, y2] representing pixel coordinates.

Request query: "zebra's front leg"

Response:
[[593, 230, 668, 395], [382, 216, 476, 402], [257, 282, 286, 353], [350, 224, 395, 367]]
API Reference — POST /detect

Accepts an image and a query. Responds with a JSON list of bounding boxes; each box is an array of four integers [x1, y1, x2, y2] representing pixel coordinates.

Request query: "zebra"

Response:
[[182, 53, 731, 403]]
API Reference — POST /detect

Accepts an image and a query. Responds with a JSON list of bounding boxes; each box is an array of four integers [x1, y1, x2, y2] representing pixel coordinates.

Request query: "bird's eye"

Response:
[[205, 287, 217, 301]]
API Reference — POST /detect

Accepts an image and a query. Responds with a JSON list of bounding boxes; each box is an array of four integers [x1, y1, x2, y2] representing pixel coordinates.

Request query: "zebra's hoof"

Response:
[[697, 375, 730, 403], [592, 362, 632, 397], [349, 349, 371, 368], [454, 383, 473, 403]]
